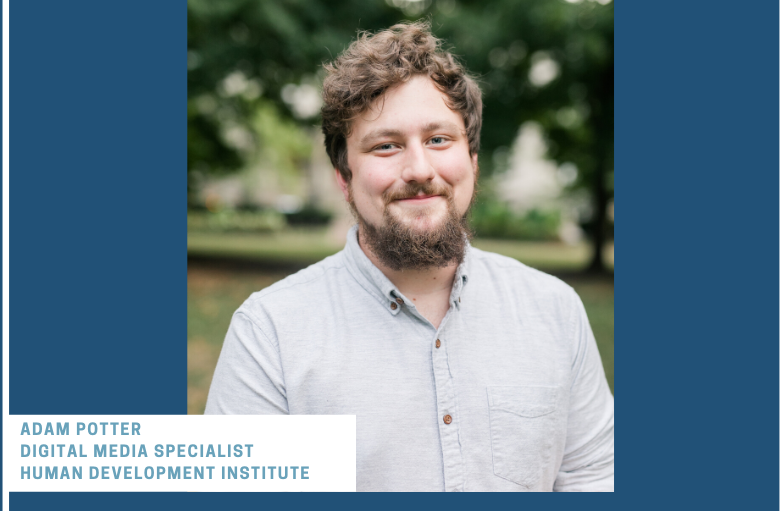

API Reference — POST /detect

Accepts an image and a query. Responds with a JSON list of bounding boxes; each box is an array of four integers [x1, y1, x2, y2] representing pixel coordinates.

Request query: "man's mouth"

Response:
[[394, 194, 441, 203], [383, 184, 451, 206]]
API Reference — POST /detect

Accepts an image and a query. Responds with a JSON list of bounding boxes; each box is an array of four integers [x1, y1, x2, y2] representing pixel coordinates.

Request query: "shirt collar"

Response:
[[342, 224, 471, 315]]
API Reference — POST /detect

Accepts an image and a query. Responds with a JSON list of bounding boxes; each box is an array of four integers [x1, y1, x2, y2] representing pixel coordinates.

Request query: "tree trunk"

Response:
[[586, 152, 608, 274]]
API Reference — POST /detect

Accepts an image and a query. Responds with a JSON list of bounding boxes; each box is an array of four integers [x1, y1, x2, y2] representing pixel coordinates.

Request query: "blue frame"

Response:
[[6, 1, 780, 507]]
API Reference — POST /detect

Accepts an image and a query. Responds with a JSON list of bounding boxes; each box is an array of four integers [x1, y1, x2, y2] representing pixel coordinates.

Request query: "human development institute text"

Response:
[[18, 421, 309, 481]]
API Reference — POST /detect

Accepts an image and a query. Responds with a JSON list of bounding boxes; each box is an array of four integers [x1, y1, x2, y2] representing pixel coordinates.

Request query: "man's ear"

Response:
[[335, 168, 350, 201], [471, 153, 479, 177]]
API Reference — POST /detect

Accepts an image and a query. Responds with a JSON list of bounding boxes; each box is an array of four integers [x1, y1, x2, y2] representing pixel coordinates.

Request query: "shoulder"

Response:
[[468, 246, 580, 310], [234, 251, 352, 331], [242, 250, 349, 308], [470, 247, 574, 292]]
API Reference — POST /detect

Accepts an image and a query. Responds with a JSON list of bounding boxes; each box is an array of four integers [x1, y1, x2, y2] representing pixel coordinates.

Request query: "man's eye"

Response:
[[429, 137, 446, 145], [376, 143, 395, 151]]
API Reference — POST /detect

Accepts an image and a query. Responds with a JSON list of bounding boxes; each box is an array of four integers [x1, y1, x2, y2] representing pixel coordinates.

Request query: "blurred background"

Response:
[[187, 0, 614, 414]]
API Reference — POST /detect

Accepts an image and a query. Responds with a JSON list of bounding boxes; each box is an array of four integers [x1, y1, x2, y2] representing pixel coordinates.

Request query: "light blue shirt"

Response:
[[205, 225, 614, 491]]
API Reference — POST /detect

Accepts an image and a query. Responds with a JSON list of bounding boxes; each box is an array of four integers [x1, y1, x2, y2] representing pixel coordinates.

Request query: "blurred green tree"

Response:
[[187, 0, 613, 272]]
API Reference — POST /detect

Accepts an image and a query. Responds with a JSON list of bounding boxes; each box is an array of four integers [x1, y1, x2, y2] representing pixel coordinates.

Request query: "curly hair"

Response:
[[321, 20, 483, 182]]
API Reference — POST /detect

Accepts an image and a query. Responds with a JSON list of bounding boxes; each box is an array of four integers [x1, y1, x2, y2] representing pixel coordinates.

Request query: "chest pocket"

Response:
[[488, 385, 562, 489]]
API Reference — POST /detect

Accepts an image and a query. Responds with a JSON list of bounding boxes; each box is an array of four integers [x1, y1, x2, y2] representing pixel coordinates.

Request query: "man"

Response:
[[205, 21, 614, 492]]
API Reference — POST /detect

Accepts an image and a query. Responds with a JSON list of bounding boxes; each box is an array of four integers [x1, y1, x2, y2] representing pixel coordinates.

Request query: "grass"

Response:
[[188, 228, 614, 272], [187, 229, 342, 267], [187, 259, 614, 414], [569, 278, 614, 395]]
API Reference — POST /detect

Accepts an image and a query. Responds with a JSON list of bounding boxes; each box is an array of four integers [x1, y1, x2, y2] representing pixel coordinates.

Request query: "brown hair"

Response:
[[321, 20, 482, 182]]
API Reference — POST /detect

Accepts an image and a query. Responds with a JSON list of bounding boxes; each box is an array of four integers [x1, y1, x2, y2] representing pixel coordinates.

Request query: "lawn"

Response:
[[187, 254, 614, 414], [187, 228, 614, 272]]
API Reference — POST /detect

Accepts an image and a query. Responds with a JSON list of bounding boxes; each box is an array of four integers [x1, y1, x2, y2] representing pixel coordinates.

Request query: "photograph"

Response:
[[186, 0, 614, 491]]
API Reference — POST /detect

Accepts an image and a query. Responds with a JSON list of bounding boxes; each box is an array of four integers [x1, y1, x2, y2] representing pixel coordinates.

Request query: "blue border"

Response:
[[5, 0, 780, 508], [615, 0, 779, 507], [9, 1, 185, 414]]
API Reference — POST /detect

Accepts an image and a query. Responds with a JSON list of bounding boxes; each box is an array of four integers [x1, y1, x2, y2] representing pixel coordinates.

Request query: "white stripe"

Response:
[[3, 0, 10, 507]]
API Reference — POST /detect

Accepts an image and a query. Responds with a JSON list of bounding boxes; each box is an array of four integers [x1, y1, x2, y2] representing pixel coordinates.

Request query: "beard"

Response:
[[349, 181, 474, 271]]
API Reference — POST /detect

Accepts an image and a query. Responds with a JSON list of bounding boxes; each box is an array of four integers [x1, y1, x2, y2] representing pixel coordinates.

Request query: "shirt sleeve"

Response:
[[553, 288, 615, 492], [204, 310, 289, 415]]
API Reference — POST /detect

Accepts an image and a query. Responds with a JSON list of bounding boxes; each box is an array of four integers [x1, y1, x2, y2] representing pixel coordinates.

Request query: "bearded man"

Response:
[[205, 21, 614, 492]]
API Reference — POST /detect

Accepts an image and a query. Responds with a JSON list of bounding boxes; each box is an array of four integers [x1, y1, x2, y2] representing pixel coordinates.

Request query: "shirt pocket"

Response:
[[487, 385, 561, 489]]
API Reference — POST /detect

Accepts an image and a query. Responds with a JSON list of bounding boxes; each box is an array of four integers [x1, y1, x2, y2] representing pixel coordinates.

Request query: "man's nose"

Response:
[[401, 143, 435, 183]]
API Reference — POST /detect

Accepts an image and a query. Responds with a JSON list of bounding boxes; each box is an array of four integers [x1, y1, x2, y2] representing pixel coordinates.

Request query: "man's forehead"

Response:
[[347, 77, 466, 143]]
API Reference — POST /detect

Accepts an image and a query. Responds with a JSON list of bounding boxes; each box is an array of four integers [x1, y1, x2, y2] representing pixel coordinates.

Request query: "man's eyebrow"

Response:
[[360, 129, 404, 145], [422, 121, 462, 133]]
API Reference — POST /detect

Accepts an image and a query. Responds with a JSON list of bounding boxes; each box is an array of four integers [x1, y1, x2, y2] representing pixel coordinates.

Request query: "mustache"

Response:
[[382, 182, 453, 205]]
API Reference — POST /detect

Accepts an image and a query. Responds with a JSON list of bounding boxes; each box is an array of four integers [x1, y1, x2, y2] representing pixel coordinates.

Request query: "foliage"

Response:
[[284, 205, 334, 226], [187, 207, 333, 231], [252, 101, 313, 182], [187, 209, 285, 233], [470, 199, 560, 241], [187, 0, 613, 270]]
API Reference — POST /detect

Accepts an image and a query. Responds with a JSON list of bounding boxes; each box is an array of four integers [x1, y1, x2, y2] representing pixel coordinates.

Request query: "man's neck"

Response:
[[357, 226, 457, 328]]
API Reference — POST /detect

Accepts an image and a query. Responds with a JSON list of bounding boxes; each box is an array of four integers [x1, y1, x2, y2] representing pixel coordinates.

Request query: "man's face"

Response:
[[337, 75, 478, 268]]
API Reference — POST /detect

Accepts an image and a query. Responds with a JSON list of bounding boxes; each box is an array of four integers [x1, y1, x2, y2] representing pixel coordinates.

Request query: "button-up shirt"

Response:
[[205, 225, 614, 491]]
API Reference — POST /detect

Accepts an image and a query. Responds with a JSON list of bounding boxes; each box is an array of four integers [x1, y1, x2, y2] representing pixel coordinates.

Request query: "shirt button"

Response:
[[443, 414, 452, 425], [390, 302, 397, 310], [435, 339, 441, 348], [396, 298, 404, 305]]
